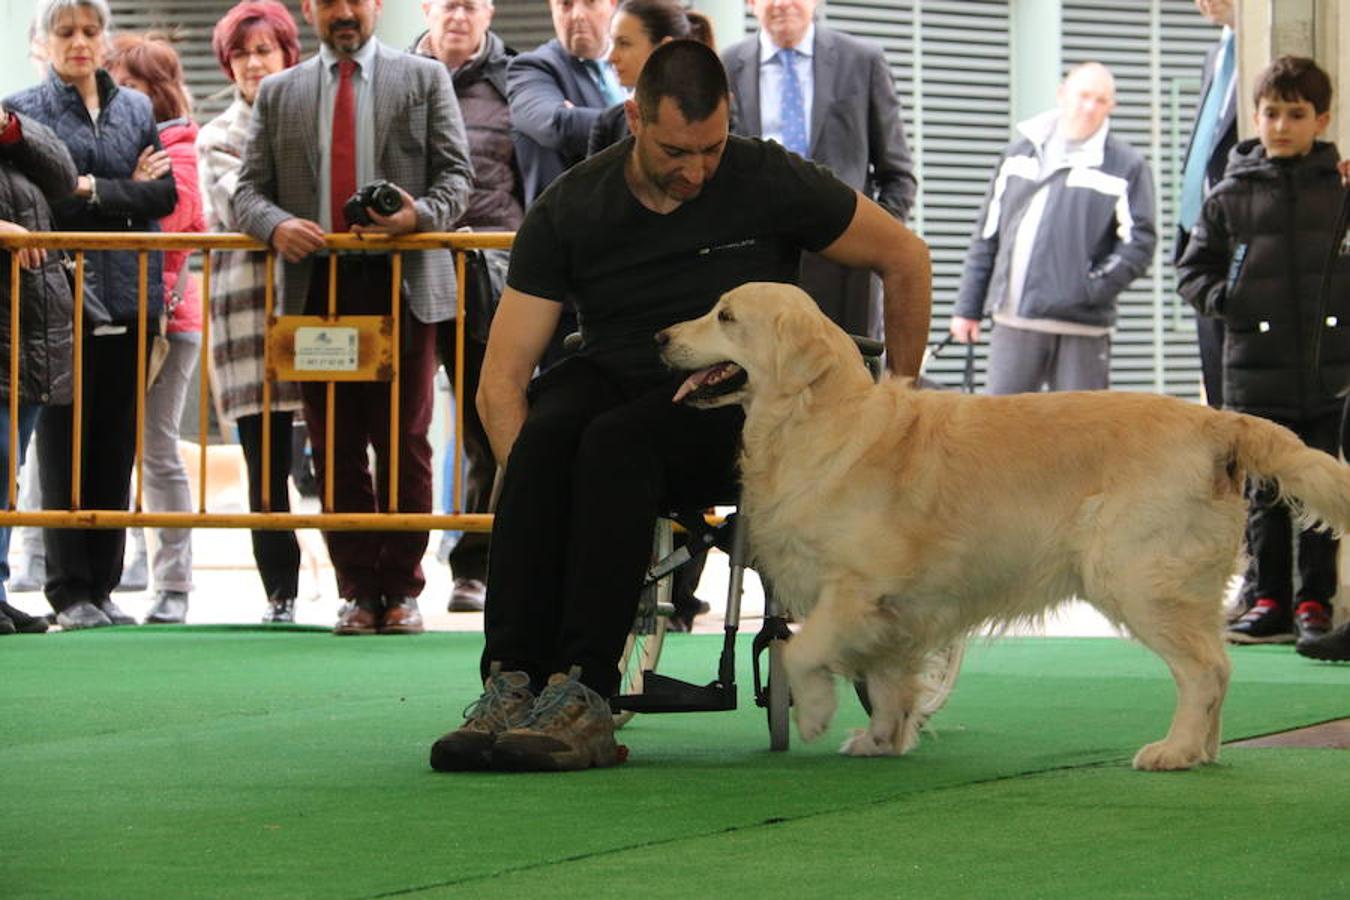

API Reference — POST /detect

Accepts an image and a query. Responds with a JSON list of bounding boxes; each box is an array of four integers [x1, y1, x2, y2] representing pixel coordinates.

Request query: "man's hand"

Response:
[[1339, 158, 1350, 187], [949, 316, 981, 344], [0, 220, 45, 270], [351, 184, 418, 237], [271, 217, 326, 262]]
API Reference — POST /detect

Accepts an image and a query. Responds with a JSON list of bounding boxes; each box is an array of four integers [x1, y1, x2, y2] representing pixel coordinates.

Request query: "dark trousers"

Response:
[[1196, 315, 1225, 409], [302, 259, 438, 603], [39, 330, 145, 612], [1243, 410, 1340, 609], [236, 411, 301, 601], [436, 322, 492, 582], [481, 357, 743, 696]]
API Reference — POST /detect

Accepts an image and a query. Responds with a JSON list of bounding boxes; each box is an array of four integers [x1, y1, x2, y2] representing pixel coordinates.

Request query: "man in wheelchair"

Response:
[[429, 40, 933, 772]]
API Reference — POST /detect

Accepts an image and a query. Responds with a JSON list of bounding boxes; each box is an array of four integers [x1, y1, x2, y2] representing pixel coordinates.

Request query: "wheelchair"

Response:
[[610, 335, 968, 750]]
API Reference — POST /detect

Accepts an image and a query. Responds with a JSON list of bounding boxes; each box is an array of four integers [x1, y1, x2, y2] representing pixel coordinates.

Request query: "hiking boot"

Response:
[[1226, 599, 1294, 645], [0, 609, 14, 635], [1294, 601, 1332, 642], [491, 666, 624, 772], [430, 663, 535, 772], [1296, 621, 1350, 662]]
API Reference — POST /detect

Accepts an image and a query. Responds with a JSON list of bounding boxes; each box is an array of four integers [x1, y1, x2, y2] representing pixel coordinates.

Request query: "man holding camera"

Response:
[[234, 0, 473, 635]]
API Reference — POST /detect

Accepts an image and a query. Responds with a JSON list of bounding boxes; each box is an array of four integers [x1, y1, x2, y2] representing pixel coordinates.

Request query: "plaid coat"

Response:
[[232, 41, 473, 322], [197, 95, 301, 420]]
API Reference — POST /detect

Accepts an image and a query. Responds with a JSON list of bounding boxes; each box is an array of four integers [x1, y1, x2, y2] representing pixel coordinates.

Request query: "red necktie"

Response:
[[330, 59, 357, 232]]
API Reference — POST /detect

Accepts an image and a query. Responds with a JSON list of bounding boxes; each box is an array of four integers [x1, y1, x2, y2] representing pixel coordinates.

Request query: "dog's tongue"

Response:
[[672, 362, 740, 403]]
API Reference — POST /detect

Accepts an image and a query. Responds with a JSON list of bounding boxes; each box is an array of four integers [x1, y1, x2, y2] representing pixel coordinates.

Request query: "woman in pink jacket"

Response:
[[107, 33, 205, 625]]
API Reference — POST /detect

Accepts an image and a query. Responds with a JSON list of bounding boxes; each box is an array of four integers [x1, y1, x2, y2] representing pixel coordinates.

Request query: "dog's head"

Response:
[[656, 281, 865, 408]]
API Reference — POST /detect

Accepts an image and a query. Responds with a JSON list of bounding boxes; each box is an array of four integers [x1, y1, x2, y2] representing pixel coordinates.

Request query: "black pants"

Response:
[[437, 322, 493, 582], [38, 330, 145, 612], [236, 411, 301, 601], [1243, 410, 1340, 609], [481, 357, 743, 696]]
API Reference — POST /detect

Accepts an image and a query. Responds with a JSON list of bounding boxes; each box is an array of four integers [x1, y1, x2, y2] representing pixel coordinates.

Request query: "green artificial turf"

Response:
[[1, 630, 1346, 898]]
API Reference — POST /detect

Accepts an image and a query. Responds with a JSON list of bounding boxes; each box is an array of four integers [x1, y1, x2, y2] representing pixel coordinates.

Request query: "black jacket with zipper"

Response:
[[1177, 138, 1350, 420], [0, 111, 76, 405]]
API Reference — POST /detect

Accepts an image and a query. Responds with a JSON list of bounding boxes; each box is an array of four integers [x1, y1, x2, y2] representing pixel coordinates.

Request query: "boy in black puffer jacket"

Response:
[[1178, 56, 1350, 647]]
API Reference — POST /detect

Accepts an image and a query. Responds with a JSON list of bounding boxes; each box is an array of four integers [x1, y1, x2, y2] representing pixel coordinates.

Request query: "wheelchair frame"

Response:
[[609, 334, 970, 751]]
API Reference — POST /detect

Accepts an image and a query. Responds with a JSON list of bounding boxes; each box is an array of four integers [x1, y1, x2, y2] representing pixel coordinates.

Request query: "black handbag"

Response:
[[61, 251, 113, 327], [462, 247, 507, 344]]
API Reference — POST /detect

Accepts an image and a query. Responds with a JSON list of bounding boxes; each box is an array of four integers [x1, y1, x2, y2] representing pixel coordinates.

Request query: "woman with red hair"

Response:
[[196, 0, 304, 624], [105, 32, 205, 625]]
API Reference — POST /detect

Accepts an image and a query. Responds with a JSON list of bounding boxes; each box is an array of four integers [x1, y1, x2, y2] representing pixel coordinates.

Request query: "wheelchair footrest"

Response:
[[610, 671, 737, 713]]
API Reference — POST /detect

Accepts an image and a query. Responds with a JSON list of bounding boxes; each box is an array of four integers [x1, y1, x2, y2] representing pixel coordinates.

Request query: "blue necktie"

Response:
[[777, 48, 809, 158], [1180, 34, 1235, 231], [582, 58, 625, 107]]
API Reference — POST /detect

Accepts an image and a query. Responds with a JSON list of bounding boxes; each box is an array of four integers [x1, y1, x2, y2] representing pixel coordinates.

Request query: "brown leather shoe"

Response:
[[334, 600, 380, 636], [380, 598, 425, 634]]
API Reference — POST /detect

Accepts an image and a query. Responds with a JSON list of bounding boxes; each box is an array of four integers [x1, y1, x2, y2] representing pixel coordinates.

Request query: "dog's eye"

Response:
[[717, 308, 735, 323]]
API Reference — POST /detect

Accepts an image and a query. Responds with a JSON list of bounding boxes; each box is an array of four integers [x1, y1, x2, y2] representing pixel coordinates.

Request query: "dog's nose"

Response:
[[654, 329, 669, 347]]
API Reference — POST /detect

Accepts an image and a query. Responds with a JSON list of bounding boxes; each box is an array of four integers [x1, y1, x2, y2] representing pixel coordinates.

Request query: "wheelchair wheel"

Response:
[[853, 635, 968, 719], [613, 612, 667, 728], [767, 638, 790, 751]]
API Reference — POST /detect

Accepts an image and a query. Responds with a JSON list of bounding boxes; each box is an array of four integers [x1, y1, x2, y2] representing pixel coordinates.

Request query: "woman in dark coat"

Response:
[[0, 103, 77, 634], [5, 0, 177, 630]]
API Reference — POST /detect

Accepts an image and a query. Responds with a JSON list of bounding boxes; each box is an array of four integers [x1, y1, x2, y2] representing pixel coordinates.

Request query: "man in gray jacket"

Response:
[[950, 62, 1155, 394]]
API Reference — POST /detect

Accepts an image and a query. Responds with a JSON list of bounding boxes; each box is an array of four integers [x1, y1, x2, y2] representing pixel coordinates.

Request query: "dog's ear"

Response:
[[771, 305, 834, 394]]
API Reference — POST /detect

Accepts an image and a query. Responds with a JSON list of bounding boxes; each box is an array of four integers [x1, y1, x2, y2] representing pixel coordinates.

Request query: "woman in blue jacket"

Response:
[[6, 0, 176, 630]]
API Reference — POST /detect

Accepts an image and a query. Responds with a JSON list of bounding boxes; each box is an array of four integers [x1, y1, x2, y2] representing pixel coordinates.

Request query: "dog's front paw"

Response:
[[1132, 739, 1207, 771], [791, 674, 837, 743], [838, 728, 896, 757]]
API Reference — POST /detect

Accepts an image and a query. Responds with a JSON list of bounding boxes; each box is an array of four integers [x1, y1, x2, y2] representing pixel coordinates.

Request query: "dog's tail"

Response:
[[1229, 411, 1350, 534]]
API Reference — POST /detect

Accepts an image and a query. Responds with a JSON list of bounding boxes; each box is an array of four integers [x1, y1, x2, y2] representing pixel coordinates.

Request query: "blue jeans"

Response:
[[0, 403, 42, 599]]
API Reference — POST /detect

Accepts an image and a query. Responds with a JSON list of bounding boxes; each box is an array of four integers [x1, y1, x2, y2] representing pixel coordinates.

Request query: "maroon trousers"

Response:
[[303, 258, 438, 603]]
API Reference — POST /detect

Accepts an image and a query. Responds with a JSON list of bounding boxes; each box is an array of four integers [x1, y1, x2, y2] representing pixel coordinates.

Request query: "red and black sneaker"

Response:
[[1294, 601, 1332, 643], [1226, 598, 1294, 645]]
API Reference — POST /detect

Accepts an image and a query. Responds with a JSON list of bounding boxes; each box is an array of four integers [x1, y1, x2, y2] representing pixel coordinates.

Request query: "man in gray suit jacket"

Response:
[[234, 0, 473, 636], [723, 0, 917, 340]]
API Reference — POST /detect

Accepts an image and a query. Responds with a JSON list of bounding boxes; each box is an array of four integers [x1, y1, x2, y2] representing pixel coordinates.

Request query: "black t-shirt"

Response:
[[507, 135, 858, 385]]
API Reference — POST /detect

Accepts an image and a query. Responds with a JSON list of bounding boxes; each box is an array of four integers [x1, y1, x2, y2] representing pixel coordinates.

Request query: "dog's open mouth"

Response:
[[672, 362, 746, 404]]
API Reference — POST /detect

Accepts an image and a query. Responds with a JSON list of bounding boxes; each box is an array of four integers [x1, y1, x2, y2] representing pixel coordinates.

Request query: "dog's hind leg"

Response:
[[839, 664, 924, 757], [784, 582, 877, 743], [1118, 597, 1230, 771]]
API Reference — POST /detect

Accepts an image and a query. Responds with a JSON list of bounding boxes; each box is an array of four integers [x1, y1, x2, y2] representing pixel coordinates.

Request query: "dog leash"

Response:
[[924, 333, 978, 393]]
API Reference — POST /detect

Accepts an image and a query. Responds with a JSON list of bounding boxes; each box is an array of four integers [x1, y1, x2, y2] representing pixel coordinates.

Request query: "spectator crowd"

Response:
[[0, 0, 1344, 723]]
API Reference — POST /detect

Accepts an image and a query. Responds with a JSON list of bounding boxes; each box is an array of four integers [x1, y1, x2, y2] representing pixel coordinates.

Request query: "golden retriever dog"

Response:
[[657, 282, 1350, 770]]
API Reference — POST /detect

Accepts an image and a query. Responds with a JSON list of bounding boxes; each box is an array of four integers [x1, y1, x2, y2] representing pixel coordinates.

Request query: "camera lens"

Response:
[[371, 183, 403, 216]]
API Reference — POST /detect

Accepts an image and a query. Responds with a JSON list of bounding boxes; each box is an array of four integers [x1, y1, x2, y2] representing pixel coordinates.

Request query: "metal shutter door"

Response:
[[806, 0, 1013, 391], [1062, 0, 1224, 399]]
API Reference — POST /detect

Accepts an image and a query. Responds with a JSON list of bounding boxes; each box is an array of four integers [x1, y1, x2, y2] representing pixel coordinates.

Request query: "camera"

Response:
[[342, 180, 403, 227]]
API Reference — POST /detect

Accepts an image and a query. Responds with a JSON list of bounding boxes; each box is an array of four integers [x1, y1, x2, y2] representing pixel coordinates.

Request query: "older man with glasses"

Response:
[[411, 0, 524, 615]]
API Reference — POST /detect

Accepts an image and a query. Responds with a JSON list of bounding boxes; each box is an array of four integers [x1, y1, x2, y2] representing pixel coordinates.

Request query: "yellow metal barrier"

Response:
[[0, 231, 513, 532]]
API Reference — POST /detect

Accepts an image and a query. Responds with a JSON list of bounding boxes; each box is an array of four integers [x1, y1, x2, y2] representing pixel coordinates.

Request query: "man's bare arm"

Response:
[[476, 286, 564, 464], [818, 191, 932, 378]]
